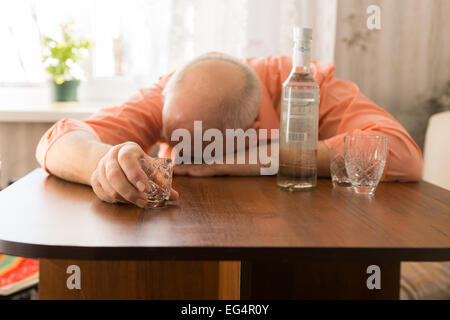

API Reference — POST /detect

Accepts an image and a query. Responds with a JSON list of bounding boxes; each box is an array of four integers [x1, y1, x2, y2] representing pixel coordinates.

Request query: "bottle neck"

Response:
[[292, 40, 311, 73]]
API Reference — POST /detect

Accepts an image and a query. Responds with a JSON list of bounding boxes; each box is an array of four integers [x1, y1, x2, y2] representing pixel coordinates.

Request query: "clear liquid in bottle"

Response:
[[277, 28, 319, 191]]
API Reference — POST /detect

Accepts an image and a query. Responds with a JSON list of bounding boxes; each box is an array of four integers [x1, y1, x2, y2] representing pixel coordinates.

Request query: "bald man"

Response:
[[36, 53, 422, 208]]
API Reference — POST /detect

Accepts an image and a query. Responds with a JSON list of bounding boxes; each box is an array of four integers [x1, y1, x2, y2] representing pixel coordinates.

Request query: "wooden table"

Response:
[[0, 169, 449, 299]]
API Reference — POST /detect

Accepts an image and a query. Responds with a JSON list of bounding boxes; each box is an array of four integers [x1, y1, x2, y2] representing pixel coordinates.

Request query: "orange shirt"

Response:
[[36, 56, 423, 181]]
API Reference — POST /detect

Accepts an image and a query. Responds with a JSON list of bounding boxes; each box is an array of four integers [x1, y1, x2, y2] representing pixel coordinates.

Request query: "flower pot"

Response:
[[50, 80, 80, 102]]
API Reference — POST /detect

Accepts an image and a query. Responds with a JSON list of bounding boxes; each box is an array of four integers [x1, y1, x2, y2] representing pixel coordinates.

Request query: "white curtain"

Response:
[[119, 0, 250, 85], [279, 0, 338, 63], [129, 0, 337, 84], [246, 0, 337, 63], [0, 0, 337, 85]]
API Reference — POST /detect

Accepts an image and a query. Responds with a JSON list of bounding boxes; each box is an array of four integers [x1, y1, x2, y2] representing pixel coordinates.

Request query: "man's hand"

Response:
[[90, 142, 179, 208], [174, 163, 261, 176]]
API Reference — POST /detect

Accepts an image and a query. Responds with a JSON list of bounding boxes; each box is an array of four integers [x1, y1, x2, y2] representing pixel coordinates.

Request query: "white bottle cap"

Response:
[[293, 27, 312, 41]]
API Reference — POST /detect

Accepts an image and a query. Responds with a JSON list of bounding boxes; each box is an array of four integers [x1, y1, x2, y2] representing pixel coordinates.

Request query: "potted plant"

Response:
[[43, 23, 92, 102]]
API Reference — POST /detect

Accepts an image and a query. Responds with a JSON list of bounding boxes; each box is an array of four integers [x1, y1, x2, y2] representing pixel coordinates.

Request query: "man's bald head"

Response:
[[162, 54, 261, 141]]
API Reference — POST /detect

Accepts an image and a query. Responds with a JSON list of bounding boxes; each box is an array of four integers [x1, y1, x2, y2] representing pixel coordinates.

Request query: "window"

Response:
[[0, 0, 249, 87], [0, 0, 337, 89]]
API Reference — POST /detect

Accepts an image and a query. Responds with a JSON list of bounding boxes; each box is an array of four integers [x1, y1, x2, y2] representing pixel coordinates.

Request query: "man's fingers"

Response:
[[91, 168, 125, 204], [91, 160, 115, 203], [105, 159, 148, 208], [169, 188, 179, 201], [117, 146, 149, 192], [99, 163, 121, 200], [91, 142, 180, 207], [99, 164, 129, 203], [91, 175, 113, 203]]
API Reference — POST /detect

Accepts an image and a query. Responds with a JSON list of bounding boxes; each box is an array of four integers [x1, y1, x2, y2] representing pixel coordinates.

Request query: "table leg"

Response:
[[39, 259, 240, 300], [240, 261, 400, 299]]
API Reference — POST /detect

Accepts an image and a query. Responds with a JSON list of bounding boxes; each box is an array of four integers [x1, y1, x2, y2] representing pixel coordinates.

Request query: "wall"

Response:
[[0, 123, 52, 188], [334, 0, 450, 149]]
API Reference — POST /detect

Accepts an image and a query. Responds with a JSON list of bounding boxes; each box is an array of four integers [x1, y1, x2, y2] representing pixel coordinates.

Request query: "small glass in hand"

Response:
[[140, 158, 173, 208]]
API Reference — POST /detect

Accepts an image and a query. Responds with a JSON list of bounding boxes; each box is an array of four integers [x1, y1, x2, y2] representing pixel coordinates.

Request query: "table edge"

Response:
[[1, 239, 449, 262]]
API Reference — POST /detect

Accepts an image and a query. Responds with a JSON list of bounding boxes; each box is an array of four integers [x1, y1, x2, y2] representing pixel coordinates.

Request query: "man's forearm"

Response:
[[317, 141, 331, 177], [275, 140, 331, 177], [174, 140, 331, 177], [45, 130, 112, 185]]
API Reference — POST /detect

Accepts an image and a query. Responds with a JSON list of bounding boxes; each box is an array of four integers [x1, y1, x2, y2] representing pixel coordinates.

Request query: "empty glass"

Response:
[[344, 134, 388, 195], [330, 145, 351, 187], [140, 158, 173, 208]]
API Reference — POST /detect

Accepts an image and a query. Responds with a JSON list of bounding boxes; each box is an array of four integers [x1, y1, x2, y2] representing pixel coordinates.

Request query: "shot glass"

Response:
[[329, 145, 351, 187], [344, 134, 388, 195], [140, 158, 173, 208]]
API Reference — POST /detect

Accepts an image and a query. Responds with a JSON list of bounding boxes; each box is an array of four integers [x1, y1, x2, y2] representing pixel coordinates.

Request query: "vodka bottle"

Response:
[[277, 27, 319, 191]]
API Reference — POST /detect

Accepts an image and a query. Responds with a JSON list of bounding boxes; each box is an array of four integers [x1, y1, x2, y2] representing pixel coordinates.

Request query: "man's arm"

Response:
[[42, 129, 178, 207], [319, 75, 423, 181], [317, 141, 331, 176], [173, 140, 330, 177], [36, 74, 178, 207], [251, 57, 422, 181], [45, 130, 111, 185]]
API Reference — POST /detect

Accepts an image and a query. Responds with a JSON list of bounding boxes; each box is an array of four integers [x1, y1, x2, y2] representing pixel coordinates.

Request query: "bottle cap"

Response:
[[293, 27, 312, 41]]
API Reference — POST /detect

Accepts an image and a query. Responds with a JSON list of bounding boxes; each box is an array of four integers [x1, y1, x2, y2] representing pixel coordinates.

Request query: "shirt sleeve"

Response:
[[36, 74, 171, 172], [320, 75, 423, 182]]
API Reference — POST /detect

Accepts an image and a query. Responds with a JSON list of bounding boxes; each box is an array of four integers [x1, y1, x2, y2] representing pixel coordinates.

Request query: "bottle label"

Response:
[[280, 99, 318, 148], [288, 131, 307, 142]]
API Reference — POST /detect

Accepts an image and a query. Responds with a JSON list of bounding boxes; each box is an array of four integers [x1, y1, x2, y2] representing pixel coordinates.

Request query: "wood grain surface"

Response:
[[0, 169, 449, 261], [240, 261, 400, 300], [39, 259, 240, 300]]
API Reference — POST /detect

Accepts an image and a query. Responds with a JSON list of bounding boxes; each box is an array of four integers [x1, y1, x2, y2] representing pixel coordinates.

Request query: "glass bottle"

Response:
[[277, 27, 319, 191]]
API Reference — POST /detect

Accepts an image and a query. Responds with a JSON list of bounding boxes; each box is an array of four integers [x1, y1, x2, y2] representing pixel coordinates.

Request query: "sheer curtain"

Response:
[[246, 0, 337, 64], [0, 0, 337, 86], [125, 0, 338, 86], [123, 0, 250, 85], [279, 0, 337, 63]]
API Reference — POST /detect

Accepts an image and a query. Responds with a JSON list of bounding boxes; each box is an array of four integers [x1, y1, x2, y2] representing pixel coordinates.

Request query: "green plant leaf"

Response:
[[43, 23, 91, 80]]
